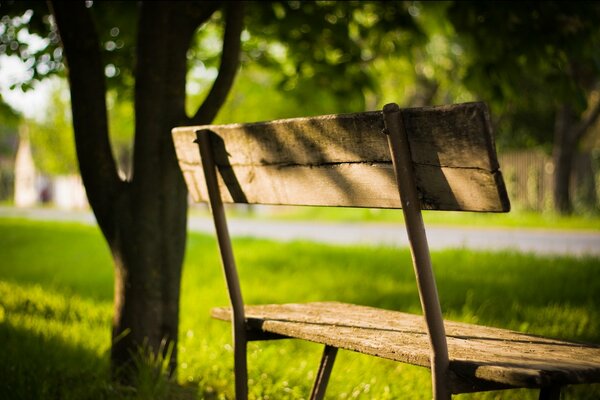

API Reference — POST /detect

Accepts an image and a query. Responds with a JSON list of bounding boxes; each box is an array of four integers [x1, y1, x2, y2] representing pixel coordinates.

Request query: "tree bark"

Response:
[[48, 1, 122, 240], [50, 0, 242, 382]]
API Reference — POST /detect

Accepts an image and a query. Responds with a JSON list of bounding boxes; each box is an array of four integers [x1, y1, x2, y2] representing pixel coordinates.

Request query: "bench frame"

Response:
[[173, 102, 597, 399]]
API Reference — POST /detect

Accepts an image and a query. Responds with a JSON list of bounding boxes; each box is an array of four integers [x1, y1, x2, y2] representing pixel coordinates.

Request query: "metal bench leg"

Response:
[[234, 338, 248, 399], [198, 130, 249, 399], [539, 386, 561, 400], [310, 345, 338, 400]]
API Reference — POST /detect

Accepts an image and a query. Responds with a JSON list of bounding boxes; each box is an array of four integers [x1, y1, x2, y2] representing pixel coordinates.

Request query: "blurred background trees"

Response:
[[201, 1, 600, 215], [447, 1, 600, 214], [2, 1, 599, 214], [0, 94, 20, 200]]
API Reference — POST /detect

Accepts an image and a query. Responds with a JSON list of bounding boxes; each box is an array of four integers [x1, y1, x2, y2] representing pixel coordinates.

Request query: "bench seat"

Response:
[[212, 301, 600, 394]]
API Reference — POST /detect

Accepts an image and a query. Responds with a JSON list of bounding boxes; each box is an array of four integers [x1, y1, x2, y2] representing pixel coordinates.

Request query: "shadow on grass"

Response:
[[0, 321, 112, 400], [0, 279, 204, 400], [0, 313, 206, 400]]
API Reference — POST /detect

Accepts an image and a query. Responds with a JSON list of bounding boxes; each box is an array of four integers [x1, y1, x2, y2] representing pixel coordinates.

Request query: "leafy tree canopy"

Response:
[[0, 1, 62, 90], [448, 0, 600, 150], [2, 1, 426, 114], [2, 1, 429, 175]]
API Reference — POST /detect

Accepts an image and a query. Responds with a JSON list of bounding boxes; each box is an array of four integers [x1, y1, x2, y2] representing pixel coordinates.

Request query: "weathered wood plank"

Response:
[[212, 302, 600, 393], [178, 163, 506, 211], [172, 102, 510, 212]]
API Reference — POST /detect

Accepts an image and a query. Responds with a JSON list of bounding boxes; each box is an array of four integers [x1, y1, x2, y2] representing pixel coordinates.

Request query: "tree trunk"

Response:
[[552, 105, 576, 214], [109, 174, 188, 379], [109, 2, 198, 377], [50, 0, 240, 382], [552, 98, 600, 215]]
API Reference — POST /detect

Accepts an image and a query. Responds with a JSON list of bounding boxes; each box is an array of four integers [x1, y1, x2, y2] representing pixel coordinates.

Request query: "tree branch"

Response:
[[191, 2, 244, 125], [186, 1, 221, 33], [48, 1, 122, 238], [573, 95, 600, 143]]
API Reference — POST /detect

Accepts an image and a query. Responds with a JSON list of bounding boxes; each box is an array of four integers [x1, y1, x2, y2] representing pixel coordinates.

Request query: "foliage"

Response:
[[3, 2, 600, 151], [0, 1, 63, 90], [85, 1, 138, 97], [1, 3, 137, 175], [205, 2, 472, 122], [0, 218, 599, 399], [371, 2, 476, 110], [185, 2, 426, 121], [26, 80, 76, 175], [447, 1, 600, 150], [105, 90, 134, 177], [3, 1, 426, 118], [187, 2, 479, 126], [1, 0, 432, 191], [241, 1, 424, 113], [130, 339, 176, 400], [9, 2, 599, 161], [0, 1, 138, 94]]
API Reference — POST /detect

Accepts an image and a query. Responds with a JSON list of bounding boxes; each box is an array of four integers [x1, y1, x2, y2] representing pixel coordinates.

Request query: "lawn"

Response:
[[0, 218, 599, 399], [209, 205, 600, 231]]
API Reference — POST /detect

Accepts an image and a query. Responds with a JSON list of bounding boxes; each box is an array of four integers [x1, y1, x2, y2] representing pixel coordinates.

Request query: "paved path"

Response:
[[1, 206, 599, 257]]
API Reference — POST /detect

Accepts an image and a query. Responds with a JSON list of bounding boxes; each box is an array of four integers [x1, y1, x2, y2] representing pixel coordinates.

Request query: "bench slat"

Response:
[[173, 102, 510, 212], [212, 302, 600, 393], [180, 163, 505, 211]]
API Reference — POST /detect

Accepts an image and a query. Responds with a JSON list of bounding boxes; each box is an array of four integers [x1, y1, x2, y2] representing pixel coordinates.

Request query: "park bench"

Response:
[[172, 102, 600, 400]]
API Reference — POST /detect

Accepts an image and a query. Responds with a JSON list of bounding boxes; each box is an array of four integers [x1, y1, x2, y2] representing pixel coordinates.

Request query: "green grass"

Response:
[[0, 218, 599, 399], [206, 205, 600, 231]]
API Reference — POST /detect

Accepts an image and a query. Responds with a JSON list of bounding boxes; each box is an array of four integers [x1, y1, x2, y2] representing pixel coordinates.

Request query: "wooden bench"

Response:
[[172, 102, 600, 400]]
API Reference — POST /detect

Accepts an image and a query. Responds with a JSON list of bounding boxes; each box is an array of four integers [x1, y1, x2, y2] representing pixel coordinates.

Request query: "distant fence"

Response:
[[499, 150, 599, 212]]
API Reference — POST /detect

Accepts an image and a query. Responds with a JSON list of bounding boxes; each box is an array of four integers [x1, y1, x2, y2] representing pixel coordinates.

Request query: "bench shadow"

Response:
[[203, 106, 464, 211], [206, 131, 249, 203]]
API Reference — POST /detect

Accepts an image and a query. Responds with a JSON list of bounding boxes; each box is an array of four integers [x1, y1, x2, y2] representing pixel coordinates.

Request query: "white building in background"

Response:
[[53, 174, 88, 209], [14, 125, 37, 207], [13, 124, 89, 210]]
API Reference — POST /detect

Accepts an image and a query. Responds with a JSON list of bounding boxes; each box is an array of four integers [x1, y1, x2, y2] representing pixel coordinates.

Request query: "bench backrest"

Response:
[[172, 102, 510, 213]]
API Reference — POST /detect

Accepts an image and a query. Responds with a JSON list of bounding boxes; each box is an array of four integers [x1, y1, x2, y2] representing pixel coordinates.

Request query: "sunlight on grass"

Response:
[[0, 218, 599, 399], [200, 204, 600, 231], [0, 281, 112, 353]]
